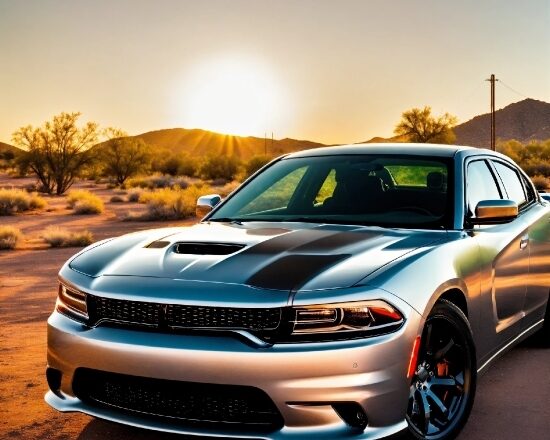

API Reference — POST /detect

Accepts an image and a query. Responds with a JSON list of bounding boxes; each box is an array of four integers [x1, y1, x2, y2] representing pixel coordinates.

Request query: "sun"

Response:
[[179, 57, 285, 137]]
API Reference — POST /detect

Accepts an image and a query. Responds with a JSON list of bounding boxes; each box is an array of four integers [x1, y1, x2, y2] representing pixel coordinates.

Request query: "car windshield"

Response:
[[209, 154, 453, 229]]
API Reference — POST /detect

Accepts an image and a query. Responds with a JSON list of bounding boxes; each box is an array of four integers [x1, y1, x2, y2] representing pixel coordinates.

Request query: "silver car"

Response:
[[46, 144, 550, 440]]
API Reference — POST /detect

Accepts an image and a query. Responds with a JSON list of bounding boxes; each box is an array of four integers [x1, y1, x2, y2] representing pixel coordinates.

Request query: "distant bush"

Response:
[[531, 175, 549, 191], [245, 155, 271, 177], [200, 156, 240, 181], [138, 184, 212, 220], [42, 227, 94, 248], [216, 180, 240, 197], [498, 139, 550, 177], [110, 195, 125, 203], [127, 188, 144, 202], [0, 226, 23, 250], [0, 188, 47, 215], [125, 174, 190, 190], [67, 190, 104, 214], [152, 153, 199, 177]]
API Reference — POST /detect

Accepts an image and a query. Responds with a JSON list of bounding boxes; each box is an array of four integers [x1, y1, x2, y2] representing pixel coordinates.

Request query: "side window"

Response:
[[492, 162, 527, 208], [314, 169, 336, 204], [522, 175, 537, 205], [466, 160, 502, 216]]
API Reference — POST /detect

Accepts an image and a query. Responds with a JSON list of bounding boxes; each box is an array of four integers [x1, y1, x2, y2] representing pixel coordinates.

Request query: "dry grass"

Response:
[[217, 180, 240, 197], [42, 226, 94, 248], [0, 225, 23, 249], [137, 184, 211, 220], [67, 189, 104, 214], [0, 188, 46, 215]]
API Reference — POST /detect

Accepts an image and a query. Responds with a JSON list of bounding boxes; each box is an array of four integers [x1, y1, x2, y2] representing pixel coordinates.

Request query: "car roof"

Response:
[[286, 143, 479, 159]]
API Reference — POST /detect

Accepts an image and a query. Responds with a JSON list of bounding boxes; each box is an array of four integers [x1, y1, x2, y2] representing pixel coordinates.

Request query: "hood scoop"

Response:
[[173, 242, 245, 255]]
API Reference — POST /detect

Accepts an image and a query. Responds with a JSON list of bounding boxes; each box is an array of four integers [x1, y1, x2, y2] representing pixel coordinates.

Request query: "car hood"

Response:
[[69, 222, 445, 292]]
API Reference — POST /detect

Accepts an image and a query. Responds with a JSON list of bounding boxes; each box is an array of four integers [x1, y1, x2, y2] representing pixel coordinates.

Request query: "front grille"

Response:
[[73, 368, 283, 430], [86, 294, 282, 331]]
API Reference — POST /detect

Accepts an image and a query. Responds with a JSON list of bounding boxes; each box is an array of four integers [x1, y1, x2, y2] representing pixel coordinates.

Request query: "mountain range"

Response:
[[3, 98, 549, 158], [131, 98, 550, 155]]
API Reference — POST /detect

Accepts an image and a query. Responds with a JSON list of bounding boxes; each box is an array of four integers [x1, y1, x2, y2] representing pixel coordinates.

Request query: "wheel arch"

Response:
[[438, 288, 468, 318]]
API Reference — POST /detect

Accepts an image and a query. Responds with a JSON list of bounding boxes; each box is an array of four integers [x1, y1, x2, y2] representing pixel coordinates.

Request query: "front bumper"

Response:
[[46, 302, 421, 439]]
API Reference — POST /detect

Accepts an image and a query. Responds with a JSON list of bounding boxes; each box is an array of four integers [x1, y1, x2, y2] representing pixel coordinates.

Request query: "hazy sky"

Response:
[[1, 0, 549, 145]]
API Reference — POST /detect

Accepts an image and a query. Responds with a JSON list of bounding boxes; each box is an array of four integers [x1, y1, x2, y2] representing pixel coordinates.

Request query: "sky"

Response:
[[1, 0, 549, 145]]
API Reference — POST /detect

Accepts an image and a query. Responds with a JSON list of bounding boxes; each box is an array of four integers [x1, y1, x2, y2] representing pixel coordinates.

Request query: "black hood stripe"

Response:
[[247, 254, 350, 291]]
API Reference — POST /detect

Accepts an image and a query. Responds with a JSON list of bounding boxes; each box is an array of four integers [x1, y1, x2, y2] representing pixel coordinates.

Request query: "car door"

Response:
[[466, 158, 528, 353], [494, 164, 550, 330]]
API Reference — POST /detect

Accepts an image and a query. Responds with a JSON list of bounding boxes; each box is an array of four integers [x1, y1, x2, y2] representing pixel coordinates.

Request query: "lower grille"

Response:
[[72, 368, 283, 430]]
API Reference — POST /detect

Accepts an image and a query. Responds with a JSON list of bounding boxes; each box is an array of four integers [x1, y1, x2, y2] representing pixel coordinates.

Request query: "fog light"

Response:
[[46, 367, 62, 396], [332, 402, 368, 430]]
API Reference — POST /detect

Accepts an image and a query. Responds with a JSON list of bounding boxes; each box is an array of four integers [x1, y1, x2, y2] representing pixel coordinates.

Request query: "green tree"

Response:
[[12, 112, 98, 195], [394, 106, 458, 144], [200, 155, 240, 181], [245, 155, 271, 177], [101, 128, 150, 185]]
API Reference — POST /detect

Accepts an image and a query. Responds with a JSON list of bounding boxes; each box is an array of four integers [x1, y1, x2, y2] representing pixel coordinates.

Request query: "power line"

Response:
[[497, 80, 530, 99]]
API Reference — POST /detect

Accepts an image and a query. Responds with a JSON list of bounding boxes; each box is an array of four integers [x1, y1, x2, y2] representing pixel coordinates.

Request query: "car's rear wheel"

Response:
[[406, 300, 476, 440]]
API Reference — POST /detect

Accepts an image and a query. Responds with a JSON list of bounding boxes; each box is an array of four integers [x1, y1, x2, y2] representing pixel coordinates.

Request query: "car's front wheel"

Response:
[[406, 300, 476, 440]]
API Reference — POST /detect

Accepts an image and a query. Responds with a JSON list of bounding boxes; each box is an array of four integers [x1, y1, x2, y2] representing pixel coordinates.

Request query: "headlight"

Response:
[[261, 300, 404, 343], [56, 283, 88, 323]]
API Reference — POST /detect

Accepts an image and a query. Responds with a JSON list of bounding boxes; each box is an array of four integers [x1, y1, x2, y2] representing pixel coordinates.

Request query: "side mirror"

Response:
[[471, 199, 518, 224], [196, 194, 222, 218]]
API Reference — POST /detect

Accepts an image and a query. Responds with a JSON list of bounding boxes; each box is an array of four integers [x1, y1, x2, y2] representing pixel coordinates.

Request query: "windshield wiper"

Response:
[[207, 217, 245, 224]]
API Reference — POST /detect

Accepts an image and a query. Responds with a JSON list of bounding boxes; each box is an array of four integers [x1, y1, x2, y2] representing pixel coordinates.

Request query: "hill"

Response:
[[454, 98, 550, 147], [132, 128, 328, 159], [0, 141, 20, 155], [358, 99, 550, 147]]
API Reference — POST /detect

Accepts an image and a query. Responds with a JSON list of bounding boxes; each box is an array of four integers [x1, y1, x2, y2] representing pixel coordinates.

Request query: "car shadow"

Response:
[[76, 418, 235, 440]]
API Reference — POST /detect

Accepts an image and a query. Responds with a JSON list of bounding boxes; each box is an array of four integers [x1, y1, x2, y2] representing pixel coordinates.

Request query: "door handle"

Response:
[[520, 234, 529, 250]]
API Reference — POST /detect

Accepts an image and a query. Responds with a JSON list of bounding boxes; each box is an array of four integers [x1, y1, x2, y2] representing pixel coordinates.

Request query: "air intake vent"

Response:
[[173, 242, 245, 255]]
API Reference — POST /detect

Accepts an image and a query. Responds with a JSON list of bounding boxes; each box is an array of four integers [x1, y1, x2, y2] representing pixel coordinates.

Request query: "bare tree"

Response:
[[394, 106, 458, 144], [100, 128, 150, 185], [12, 112, 98, 194]]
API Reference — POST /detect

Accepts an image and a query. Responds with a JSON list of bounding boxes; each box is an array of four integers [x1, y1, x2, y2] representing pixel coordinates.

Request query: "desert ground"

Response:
[[1, 174, 549, 440]]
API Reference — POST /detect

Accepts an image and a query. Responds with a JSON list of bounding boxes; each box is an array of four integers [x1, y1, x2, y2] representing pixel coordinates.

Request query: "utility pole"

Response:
[[485, 74, 498, 151], [271, 132, 274, 153], [264, 132, 267, 155]]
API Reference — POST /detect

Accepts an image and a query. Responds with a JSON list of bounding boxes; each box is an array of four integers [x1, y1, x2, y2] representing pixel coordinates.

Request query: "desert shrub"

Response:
[[152, 153, 199, 177], [531, 175, 549, 191], [217, 180, 240, 197], [0, 188, 46, 215], [127, 188, 144, 202], [42, 227, 94, 247], [126, 174, 170, 189], [67, 190, 104, 214], [245, 155, 271, 177], [110, 195, 125, 203], [138, 184, 212, 220], [125, 174, 189, 190], [0, 226, 22, 249], [200, 156, 240, 181]]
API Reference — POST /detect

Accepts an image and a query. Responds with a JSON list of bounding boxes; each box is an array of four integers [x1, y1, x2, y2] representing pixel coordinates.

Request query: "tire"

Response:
[[405, 299, 477, 440]]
